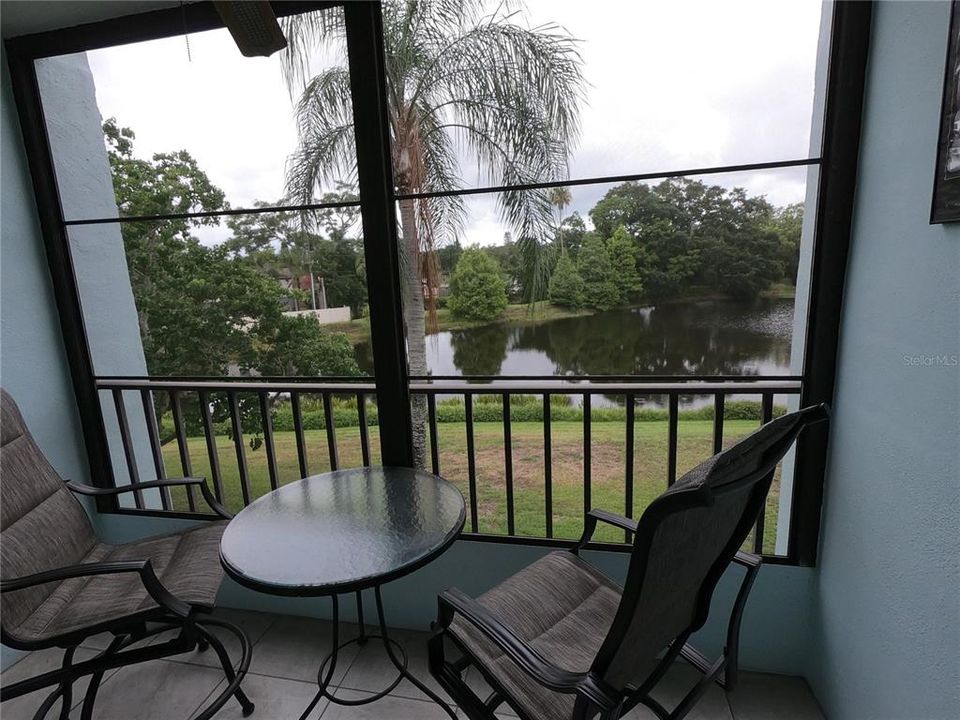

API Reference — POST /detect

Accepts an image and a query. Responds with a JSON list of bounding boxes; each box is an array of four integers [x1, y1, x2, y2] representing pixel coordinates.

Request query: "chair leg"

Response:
[[80, 635, 129, 720], [191, 620, 255, 720], [31, 686, 63, 720], [53, 647, 75, 720]]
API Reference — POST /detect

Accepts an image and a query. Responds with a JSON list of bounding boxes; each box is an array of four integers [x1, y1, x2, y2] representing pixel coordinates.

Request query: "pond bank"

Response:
[[328, 283, 797, 346]]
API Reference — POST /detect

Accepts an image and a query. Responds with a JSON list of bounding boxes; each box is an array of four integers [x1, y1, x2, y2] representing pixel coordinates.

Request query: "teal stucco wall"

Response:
[[0, 49, 93, 670], [807, 2, 960, 718]]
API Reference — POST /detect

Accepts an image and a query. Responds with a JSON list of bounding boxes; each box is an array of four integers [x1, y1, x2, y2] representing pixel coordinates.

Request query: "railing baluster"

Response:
[[625, 393, 635, 543], [465, 393, 478, 533], [713, 393, 726, 454], [291, 392, 309, 479], [169, 391, 197, 512], [198, 391, 224, 502], [543, 393, 553, 539], [667, 392, 679, 486], [112, 389, 144, 509], [427, 393, 440, 475], [323, 393, 339, 472], [259, 392, 280, 491], [140, 389, 171, 510], [94, 377, 802, 555], [228, 392, 252, 507], [754, 392, 775, 553], [583, 393, 592, 519], [503, 393, 515, 536], [357, 393, 371, 467], [761, 392, 774, 423]]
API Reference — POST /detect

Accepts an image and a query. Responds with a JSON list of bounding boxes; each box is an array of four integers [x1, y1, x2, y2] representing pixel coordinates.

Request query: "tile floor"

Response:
[[1, 609, 824, 720]]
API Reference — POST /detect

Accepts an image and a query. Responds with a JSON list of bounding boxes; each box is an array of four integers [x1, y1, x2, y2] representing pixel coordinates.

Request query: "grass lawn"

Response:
[[162, 418, 781, 553]]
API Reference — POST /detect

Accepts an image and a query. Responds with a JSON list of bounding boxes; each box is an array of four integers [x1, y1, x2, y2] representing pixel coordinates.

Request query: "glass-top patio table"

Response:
[[220, 466, 466, 719]]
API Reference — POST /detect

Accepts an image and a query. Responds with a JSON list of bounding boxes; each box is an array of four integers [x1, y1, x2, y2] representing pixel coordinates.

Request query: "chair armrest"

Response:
[[66, 478, 232, 519], [0, 560, 191, 618], [575, 508, 638, 551], [437, 588, 619, 712]]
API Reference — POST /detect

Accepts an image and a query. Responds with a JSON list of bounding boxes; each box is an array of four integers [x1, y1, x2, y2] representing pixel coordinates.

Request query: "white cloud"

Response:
[[83, 0, 824, 247]]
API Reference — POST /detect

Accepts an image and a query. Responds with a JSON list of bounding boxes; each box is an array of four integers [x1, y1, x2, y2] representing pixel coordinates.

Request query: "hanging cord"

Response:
[[181, 1, 192, 61]]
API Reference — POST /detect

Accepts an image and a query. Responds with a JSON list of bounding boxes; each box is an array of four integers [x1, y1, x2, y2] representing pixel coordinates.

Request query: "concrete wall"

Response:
[[807, 2, 960, 718], [0, 49, 92, 670], [34, 53, 160, 503], [284, 307, 353, 325]]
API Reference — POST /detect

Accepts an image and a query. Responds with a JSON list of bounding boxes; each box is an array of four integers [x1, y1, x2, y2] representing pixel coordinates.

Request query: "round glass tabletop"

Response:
[[219, 467, 466, 596]]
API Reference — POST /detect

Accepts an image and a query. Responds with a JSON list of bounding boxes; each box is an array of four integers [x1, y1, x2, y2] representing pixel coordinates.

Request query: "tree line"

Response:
[[104, 119, 363, 384], [442, 178, 803, 322]]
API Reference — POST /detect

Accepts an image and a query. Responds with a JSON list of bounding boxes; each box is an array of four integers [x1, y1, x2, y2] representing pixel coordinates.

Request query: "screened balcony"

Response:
[[2, 2, 958, 720]]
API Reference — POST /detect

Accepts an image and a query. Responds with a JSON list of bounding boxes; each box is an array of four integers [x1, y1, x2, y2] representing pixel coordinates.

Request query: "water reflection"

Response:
[[355, 298, 795, 406]]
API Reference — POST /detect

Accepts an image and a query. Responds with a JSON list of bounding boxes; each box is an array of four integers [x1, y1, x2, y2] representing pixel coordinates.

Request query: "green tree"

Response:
[[281, 0, 584, 466], [484, 241, 523, 301], [632, 219, 699, 301], [768, 203, 803, 282], [713, 226, 783, 301], [104, 120, 359, 380], [607, 225, 643, 303], [437, 239, 463, 276], [578, 236, 619, 310], [447, 248, 508, 321], [556, 212, 587, 258], [225, 196, 367, 315], [258, 315, 360, 376], [589, 178, 788, 302], [548, 254, 584, 308]]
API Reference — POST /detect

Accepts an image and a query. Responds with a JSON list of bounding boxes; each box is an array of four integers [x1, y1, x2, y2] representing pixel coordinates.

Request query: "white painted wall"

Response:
[[284, 307, 353, 324]]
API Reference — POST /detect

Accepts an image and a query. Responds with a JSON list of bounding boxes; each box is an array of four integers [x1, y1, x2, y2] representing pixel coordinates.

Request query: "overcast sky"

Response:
[[83, 0, 826, 247]]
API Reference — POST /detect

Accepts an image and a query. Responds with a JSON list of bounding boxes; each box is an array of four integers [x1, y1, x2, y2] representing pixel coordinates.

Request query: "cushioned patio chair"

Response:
[[0, 389, 255, 720], [429, 403, 829, 720]]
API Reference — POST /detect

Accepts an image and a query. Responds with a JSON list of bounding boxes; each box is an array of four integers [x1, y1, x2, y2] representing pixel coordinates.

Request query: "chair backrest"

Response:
[[594, 404, 828, 690], [1, 389, 98, 635]]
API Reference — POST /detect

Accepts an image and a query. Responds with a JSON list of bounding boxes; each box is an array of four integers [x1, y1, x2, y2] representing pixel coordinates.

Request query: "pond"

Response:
[[355, 298, 796, 407]]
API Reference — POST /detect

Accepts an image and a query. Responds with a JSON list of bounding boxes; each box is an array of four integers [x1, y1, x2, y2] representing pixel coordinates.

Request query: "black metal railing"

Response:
[[95, 376, 801, 556]]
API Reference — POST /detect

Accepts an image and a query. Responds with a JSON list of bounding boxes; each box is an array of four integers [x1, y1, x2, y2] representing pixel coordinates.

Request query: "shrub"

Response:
[[447, 248, 508, 321], [166, 396, 787, 440]]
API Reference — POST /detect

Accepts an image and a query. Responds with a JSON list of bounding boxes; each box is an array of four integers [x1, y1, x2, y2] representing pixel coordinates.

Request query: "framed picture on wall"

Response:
[[932, 0, 960, 223]]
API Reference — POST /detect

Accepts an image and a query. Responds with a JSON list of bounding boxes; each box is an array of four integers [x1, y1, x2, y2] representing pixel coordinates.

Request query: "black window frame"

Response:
[[3, 0, 873, 566]]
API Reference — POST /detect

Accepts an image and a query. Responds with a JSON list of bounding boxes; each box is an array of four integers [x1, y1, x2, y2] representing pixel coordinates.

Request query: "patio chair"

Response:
[[429, 403, 829, 720], [0, 389, 255, 720]]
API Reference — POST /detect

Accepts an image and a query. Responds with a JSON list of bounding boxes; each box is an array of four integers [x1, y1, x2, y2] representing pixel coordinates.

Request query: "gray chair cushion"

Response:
[[8, 522, 227, 642], [448, 551, 621, 720], [1, 390, 99, 633], [1, 389, 227, 645]]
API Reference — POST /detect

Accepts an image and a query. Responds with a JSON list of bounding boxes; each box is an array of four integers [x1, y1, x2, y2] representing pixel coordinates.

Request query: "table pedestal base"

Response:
[[298, 585, 457, 719]]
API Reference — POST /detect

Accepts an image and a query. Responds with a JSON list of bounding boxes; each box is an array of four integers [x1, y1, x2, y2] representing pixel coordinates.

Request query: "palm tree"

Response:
[[548, 185, 572, 254], [281, 0, 584, 466]]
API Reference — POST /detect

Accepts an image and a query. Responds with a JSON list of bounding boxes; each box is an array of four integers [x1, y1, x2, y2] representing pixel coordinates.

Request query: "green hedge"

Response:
[[166, 398, 786, 437]]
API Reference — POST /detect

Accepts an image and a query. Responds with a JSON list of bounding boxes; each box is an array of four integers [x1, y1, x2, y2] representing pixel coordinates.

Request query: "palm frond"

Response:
[[279, 8, 347, 96], [284, 66, 356, 207]]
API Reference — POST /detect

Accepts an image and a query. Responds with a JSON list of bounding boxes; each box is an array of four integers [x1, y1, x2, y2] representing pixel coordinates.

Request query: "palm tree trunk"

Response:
[[398, 197, 428, 468]]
